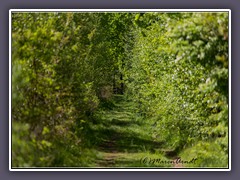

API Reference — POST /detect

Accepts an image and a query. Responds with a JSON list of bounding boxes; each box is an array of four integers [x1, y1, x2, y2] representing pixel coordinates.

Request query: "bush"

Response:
[[180, 140, 228, 168]]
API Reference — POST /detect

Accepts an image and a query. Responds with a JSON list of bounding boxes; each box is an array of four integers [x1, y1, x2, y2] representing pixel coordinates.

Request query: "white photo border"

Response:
[[9, 9, 231, 171]]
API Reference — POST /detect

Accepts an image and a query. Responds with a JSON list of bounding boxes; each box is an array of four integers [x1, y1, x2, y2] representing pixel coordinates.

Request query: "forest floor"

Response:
[[88, 95, 183, 168]]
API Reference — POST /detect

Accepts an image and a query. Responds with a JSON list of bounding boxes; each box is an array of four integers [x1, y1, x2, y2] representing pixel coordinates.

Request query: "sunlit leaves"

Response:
[[124, 12, 228, 164], [11, 12, 228, 167]]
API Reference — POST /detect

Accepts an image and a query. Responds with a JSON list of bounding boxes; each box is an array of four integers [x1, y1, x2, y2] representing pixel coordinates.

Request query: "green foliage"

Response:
[[124, 12, 229, 162], [180, 140, 228, 167], [12, 122, 34, 167], [11, 12, 229, 168]]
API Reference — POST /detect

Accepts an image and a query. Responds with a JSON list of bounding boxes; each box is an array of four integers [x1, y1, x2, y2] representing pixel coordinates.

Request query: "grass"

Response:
[[179, 140, 228, 168], [87, 94, 173, 168]]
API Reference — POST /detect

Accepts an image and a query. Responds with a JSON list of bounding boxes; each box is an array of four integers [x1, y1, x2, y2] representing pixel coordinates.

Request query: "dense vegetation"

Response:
[[11, 12, 229, 168]]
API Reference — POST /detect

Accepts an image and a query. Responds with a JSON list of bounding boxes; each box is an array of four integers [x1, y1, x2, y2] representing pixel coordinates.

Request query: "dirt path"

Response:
[[173, 158, 184, 168], [92, 95, 175, 168], [96, 136, 120, 167], [96, 152, 125, 167]]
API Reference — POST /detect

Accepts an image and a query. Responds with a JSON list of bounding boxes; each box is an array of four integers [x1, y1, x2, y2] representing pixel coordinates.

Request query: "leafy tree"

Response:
[[11, 12, 229, 167]]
